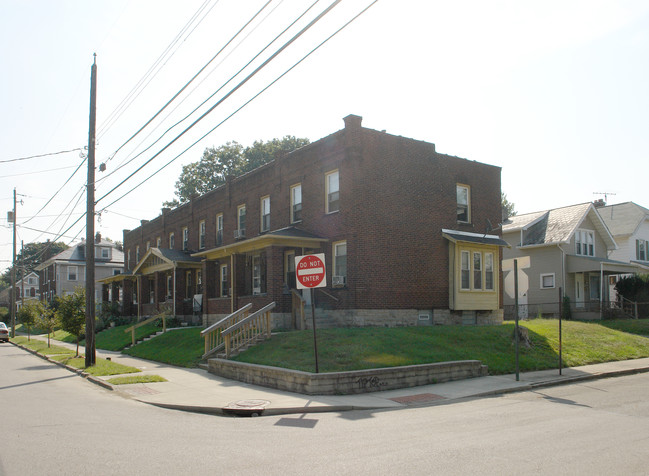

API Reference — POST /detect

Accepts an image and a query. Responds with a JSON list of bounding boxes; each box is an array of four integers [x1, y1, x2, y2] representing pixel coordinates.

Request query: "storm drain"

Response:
[[223, 399, 271, 417], [390, 393, 446, 405]]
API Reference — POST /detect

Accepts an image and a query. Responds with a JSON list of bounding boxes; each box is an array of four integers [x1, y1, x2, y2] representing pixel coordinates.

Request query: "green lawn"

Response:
[[123, 327, 204, 368], [94, 322, 162, 351], [233, 319, 649, 374]]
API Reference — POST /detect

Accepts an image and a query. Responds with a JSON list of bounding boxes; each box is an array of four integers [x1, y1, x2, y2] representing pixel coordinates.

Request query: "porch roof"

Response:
[[192, 226, 328, 260], [442, 229, 509, 247], [97, 272, 136, 285], [133, 248, 203, 275], [566, 255, 649, 274]]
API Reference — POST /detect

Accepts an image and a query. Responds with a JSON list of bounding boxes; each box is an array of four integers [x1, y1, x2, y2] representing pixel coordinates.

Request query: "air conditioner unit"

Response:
[[234, 229, 246, 239], [332, 275, 346, 286]]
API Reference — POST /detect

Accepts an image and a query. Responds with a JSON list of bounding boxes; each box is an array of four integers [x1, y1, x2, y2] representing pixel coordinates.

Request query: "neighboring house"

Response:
[[36, 233, 124, 304], [598, 201, 649, 301], [104, 114, 506, 327], [15, 271, 40, 309], [501, 202, 644, 320]]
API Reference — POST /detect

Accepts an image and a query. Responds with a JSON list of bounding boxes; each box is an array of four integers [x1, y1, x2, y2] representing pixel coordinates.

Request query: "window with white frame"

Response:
[[237, 205, 246, 235], [101, 247, 110, 259], [326, 170, 339, 213], [167, 275, 173, 299], [637, 239, 648, 261], [169, 232, 175, 249], [68, 266, 77, 281], [333, 241, 347, 285], [260, 196, 270, 232], [457, 184, 470, 223], [156, 237, 161, 248], [216, 214, 223, 245], [459, 248, 496, 291], [183, 227, 189, 251], [197, 270, 203, 294], [485, 252, 494, 290], [199, 220, 206, 250], [291, 184, 302, 222], [220, 264, 228, 297], [541, 273, 555, 289], [127, 250, 131, 269], [575, 230, 594, 256], [146, 241, 151, 251], [136, 245, 140, 263]]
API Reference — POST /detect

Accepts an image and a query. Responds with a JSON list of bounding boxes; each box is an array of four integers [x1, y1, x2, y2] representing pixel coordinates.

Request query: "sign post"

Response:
[[295, 253, 326, 373]]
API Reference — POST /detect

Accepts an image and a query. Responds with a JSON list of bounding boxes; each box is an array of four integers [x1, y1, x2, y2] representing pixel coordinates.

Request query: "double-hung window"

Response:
[[457, 184, 470, 223], [68, 266, 77, 281], [260, 196, 270, 233], [156, 237, 161, 248], [460, 249, 496, 291], [182, 227, 189, 251], [575, 230, 594, 256], [485, 253, 494, 290], [333, 241, 347, 286], [637, 239, 648, 261], [169, 232, 175, 249], [199, 220, 206, 250], [216, 214, 223, 245], [220, 264, 228, 297], [291, 184, 302, 222], [237, 205, 246, 237], [326, 170, 339, 213], [136, 245, 140, 263]]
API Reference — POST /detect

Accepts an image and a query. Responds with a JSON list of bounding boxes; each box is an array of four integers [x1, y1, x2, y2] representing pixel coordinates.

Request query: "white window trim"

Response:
[[459, 247, 497, 292], [220, 264, 228, 297], [216, 214, 224, 245], [182, 227, 189, 251], [333, 240, 347, 286], [290, 183, 302, 223], [237, 204, 246, 233], [457, 184, 471, 224], [68, 266, 78, 281], [260, 196, 270, 232], [325, 169, 339, 214], [575, 229, 595, 257], [199, 220, 206, 250], [540, 273, 556, 289], [169, 232, 175, 249]]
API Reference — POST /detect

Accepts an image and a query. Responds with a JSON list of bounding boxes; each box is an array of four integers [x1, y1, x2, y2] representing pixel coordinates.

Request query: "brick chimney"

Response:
[[95, 232, 101, 243]]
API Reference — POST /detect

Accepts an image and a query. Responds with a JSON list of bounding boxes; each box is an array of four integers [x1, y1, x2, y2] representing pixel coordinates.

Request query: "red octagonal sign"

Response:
[[295, 253, 327, 289]]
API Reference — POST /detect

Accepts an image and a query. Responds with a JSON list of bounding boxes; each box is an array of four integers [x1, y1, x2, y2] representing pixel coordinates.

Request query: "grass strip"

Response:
[[107, 375, 167, 385], [51, 355, 141, 376], [123, 327, 204, 368], [12, 336, 75, 356]]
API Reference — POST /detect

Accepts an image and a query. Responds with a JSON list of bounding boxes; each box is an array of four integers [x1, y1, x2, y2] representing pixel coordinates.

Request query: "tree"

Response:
[[56, 288, 86, 356], [36, 303, 58, 348], [502, 192, 517, 219], [17, 301, 43, 341], [164, 136, 310, 207], [0, 241, 68, 288]]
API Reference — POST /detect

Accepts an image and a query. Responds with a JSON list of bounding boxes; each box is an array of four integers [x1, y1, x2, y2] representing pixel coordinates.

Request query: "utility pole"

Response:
[[85, 54, 97, 367], [10, 188, 17, 337], [20, 241, 24, 311]]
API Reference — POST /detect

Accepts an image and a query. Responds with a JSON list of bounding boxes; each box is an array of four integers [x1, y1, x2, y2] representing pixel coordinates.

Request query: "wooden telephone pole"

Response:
[[85, 54, 97, 367]]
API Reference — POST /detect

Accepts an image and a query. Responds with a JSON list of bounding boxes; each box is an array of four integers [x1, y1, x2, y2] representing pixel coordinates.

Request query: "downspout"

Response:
[[230, 254, 234, 313], [173, 264, 177, 318], [558, 244, 567, 310], [600, 261, 604, 320]]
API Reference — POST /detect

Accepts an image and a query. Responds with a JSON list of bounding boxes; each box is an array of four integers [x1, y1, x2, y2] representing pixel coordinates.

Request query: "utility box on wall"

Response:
[[417, 311, 432, 326]]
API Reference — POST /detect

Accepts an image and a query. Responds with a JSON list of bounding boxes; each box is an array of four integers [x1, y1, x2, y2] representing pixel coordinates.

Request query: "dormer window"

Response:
[[575, 230, 594, 256]]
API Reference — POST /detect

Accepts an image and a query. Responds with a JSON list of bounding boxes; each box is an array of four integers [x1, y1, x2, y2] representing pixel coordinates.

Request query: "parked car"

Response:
[[0, 322, 9, 342]]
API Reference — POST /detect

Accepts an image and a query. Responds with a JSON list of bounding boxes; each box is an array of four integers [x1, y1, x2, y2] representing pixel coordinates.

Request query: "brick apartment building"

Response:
[[103, 115, 506, 327]]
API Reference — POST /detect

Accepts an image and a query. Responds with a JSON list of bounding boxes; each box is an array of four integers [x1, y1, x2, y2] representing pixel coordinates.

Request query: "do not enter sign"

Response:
[[295, 253, 326, 289]]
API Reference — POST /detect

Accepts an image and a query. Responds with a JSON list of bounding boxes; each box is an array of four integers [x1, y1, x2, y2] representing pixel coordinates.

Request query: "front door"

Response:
[[575, 273, 585, 308]]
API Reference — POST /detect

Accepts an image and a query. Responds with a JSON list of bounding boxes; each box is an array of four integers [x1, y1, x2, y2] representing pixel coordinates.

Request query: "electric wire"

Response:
[[103, 0, 272, 168], [98, 0, 314, 184], [97, 0, 217, 139], [98, 0, 378, 211], [0, 148, 83, 164], [96, 0, 343, 207]]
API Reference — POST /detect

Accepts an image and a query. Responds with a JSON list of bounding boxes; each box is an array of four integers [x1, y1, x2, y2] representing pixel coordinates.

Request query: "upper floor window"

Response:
[[575, 229, 594, 256], [216, 214, 223, 245], [457, 184, 470, 223], [637, 239, 648, 261], [237, 205, 246, 237], [326, 170, 339, 213], [136, 245, 140, 263], [291, 184, 302, 222], [260, 196, 270, 233], [169, 232, 175, 249], [156, 237, 161, 248], [182, 227, 189, 251], [68, 266, 78, 281], [146, 241, 151, 251], [127, 250, 131, 269], [199, 220, 206, 250], [333, 241, 347, 286], [101, 247, 110, 259]]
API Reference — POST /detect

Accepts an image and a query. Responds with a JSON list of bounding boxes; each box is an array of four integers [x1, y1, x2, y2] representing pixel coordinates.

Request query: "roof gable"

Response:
[[599, 202, 649, 237]]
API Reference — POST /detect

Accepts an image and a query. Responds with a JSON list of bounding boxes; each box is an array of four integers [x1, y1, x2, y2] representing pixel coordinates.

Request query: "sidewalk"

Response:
[[12, 334, 649, 417]]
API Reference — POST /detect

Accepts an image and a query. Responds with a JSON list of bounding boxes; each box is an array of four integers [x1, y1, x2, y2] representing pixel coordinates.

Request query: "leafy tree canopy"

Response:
[[0, 241, 69, 288], [502, 192, 517, 219], [56, 288, 86, 356], [164, 136, 310, 207]]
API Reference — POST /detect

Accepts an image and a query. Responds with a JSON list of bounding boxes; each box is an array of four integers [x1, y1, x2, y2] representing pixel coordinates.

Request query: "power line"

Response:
[[0, 147, 83, 164], [98, 0, 378, 211], [0, 165, 79, 179], [99, 0, 319, 185], [96, 0, 343, 206]]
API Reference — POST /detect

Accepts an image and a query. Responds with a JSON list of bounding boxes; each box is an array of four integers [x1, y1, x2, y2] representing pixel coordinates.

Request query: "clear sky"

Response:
[[1, 0, 649, 272]]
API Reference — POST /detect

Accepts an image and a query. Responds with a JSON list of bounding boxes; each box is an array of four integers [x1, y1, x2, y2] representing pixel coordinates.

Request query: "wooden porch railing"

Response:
[[618, 295, 639, 319], [124, 314, 167, 347], [200, 303, 252, 359], [291, 290, 306, 330], [222, 302, 276, 359]]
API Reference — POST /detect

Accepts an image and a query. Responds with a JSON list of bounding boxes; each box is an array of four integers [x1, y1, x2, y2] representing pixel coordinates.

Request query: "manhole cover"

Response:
[[390, 393, 446, 405], [223, 399, 271, 417]]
